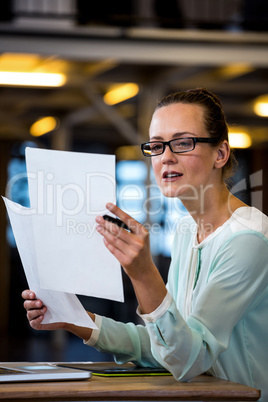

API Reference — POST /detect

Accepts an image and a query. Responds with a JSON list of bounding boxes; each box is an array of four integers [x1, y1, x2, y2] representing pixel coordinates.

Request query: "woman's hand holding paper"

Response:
[[95, 203, 167, 314], [21, 290, 95, 341]]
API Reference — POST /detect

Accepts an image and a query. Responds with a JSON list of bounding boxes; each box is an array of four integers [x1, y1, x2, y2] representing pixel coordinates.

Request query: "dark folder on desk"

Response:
[[59, 362, 172, 377]]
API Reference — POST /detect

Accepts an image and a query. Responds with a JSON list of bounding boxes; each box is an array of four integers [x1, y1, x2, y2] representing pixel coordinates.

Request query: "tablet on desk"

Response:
[[59, 362, 172, 377], [0, 362, 91, 383]]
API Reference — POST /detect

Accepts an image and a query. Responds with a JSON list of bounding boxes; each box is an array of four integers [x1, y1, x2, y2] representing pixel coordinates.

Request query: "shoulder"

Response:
[[208, 208, 268, 279], [230, 207, 268, 238], [208, 232, 268, 291], [214, 230, 268, 277], [220, 207, 268, 257]]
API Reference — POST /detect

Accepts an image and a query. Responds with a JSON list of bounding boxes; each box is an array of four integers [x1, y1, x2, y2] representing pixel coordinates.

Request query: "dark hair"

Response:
[[155, 88, 237, 183]]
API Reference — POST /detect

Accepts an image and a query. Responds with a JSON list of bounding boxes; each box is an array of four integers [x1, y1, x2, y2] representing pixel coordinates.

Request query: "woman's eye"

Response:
[[151, 144, 162, 152], [180, 142, 189, 147], [176, 139, 192, 148]]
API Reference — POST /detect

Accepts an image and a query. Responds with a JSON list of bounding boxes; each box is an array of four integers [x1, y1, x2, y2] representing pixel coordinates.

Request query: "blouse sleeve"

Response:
[[91, 315, 162, 368], [140, 231, 268, 380]]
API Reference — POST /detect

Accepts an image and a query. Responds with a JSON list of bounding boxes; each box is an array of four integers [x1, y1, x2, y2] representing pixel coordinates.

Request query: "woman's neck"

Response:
[[182, 184, 247, 243]]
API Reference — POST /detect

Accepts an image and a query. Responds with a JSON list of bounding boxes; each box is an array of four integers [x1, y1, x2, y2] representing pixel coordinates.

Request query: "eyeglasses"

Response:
[[141, 136, 220, 157]]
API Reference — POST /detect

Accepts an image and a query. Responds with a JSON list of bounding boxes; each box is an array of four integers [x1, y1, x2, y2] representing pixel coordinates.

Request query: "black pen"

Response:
[[103, 214, 130, 231]]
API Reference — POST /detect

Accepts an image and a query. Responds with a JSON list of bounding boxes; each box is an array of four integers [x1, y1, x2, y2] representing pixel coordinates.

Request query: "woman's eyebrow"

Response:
[[172, 132, 191, 138], [149, 135, 164, 141], [150, 132, 192, 141]]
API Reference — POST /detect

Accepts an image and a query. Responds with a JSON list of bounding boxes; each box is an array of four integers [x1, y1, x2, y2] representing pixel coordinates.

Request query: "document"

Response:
[[3, 148, 124, 327], [3, 197, 96, 328], [25, 148, 123, 302]]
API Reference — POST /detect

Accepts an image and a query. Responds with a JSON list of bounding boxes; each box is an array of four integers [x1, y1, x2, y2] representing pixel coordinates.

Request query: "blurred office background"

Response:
[[0, 0, 267, 362]]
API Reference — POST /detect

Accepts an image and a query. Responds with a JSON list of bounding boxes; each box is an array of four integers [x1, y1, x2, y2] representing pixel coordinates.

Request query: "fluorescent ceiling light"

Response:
[[254, 94, 268, 117], [30, 117, 58, 137], [104, 83, 139, 105], [0, 72, 66, 87], [228, 132, 252, 148], [217, 63, 254, 80]]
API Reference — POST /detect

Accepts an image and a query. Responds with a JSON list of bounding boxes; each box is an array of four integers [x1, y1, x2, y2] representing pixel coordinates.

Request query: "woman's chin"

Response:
[[160, 187, 183, 198]]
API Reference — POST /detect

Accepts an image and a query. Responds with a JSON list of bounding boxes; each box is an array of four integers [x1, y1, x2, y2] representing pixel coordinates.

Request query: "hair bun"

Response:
[[188, 88, 222, 108]]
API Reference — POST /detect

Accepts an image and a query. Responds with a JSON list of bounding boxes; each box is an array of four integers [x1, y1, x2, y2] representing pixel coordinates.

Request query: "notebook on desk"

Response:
[[0, 362, 91, 383], [58, 361, 172, 376]]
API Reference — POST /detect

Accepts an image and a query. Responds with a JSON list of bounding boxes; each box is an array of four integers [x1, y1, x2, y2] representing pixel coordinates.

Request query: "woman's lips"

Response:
[[162, 171, 183, 181]]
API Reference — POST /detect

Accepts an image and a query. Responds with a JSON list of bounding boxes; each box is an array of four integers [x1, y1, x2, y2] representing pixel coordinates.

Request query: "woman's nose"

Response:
[[161, 144, 177, 163]]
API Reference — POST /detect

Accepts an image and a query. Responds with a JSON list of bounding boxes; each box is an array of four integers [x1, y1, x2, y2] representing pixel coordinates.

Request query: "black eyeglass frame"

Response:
[[141, 136, 221, 157]]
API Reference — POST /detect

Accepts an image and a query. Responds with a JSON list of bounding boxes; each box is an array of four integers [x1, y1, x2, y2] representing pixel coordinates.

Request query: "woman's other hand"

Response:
[[21, 290, 95, 341], [22, 290, 64, 331]]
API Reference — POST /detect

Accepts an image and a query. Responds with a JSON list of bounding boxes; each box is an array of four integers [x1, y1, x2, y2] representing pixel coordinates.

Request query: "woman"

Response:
[[22, 88, 268, 400]]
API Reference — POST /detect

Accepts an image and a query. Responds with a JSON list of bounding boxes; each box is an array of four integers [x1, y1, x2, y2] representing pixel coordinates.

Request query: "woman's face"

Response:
[[149, 103, 220, 200]]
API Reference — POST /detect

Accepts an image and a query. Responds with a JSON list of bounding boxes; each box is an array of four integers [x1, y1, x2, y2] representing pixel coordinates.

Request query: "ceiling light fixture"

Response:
[[104, 83, 139, 105], [217, 63, 254, 80], [228, 132, 252, 148], [30, 117, 59, 137], [0, 72, 66, 87], [253, 94, 268, 117]]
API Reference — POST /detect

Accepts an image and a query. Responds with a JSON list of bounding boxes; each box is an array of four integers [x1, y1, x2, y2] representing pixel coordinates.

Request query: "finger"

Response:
[[29, 314, 45, 330], [96, 224, 129, 251], [98, 224, 145, 268], [24, 299, 43, 311], [21, 290, 36, 300], [96, 216, 131, 242], [103, 236, 139, 268], [106, 203, 143, 234], [27, 306, 47, 322], [97, 215, 148, 254]]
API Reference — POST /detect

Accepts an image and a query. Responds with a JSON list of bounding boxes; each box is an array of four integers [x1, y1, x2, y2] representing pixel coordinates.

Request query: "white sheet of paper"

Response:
[[25, 147, 124, 302], [3, 197, 97, 328]]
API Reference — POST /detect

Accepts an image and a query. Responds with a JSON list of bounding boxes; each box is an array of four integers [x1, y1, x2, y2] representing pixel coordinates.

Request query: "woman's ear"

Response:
[[214, 140, 230, 169]]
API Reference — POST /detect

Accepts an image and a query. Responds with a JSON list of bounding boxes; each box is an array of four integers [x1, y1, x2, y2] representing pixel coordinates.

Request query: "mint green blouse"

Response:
[[87, 207, 268, 401]]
